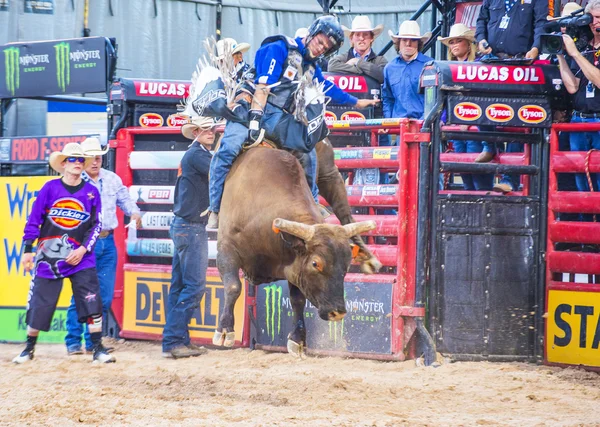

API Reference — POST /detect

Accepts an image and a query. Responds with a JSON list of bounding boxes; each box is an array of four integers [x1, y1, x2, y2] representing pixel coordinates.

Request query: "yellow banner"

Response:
[[123, 270, 246, 341], [546, 289, 600, 367], [0, 176, 73, 308]]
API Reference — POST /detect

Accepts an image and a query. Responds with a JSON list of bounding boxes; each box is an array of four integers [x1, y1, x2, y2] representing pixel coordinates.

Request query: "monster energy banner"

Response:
[[0, 37, 108, 98], [0, 0, 9, 12], [256, 280, 393, 354], [24, 0, 53, 14]]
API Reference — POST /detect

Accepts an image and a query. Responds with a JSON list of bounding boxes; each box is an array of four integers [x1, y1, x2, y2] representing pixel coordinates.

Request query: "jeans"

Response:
[[65, 234, 117, 351], [569, 114, 600, 192], [499, 142, 523, 190], [162, 216, 208, 351], [209, 102, 318, 212], [453, 140, 494, 191]]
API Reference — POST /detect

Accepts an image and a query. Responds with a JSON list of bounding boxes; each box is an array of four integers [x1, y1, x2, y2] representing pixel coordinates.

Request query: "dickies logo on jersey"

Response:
[[485, 104, 514, 123], [453, 102, 482, 121], [518, 105, 547, 124], [48, 198, 90, 229], [139, 113, 164, 128]]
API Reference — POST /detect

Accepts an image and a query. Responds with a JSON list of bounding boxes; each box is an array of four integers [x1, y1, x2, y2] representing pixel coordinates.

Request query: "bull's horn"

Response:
[[273, 218, 315, 242], [343, 220, 376, 238]]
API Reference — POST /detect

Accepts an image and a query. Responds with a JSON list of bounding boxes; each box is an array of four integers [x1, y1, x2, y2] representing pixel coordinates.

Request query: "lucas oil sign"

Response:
[[122, 269, 246, 342]]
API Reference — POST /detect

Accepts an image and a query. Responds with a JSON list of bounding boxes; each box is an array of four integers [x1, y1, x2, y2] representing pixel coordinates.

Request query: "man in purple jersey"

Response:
[[13, 143, 115, 364]]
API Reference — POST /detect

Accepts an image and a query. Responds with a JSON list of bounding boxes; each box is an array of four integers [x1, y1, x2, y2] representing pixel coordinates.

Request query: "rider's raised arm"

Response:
[[314, 65, 358, 106]]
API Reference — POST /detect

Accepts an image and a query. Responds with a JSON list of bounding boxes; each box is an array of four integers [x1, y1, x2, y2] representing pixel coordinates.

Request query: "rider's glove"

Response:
[[248, 109, 264, 144]]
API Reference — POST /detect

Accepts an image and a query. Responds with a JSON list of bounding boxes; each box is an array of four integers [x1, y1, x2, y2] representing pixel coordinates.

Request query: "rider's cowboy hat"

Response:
[[342, 16, 384, 39], [437, 23, 476, 47], [547, 2, 583, 20], [216, 38, 250, 59], [389, 20, 432, 43], [181, 116, 224, 140], [49, 142, 93, 174], [80, 136, 109, 156]]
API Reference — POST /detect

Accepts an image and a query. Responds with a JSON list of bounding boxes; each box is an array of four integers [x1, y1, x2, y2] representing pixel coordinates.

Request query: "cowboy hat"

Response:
[[342, 15, 384, 39], [294, 27, 309, 39], [216, 38, 251, 59], [48, 142, 93, 174], [547, 2, 583, 20], [181, 116, 225, 140], [437, 23, 476, 46], [80, 136, 109, 156], [389, 20, 432, 43]]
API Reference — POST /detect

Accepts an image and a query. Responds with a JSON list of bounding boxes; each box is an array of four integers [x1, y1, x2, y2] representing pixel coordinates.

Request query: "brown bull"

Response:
[[212, 146, 376, 355]]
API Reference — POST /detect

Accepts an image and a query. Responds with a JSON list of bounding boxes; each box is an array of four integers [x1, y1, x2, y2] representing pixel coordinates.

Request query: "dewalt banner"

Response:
[[1, 37, 107, 98], [547, 289, 600, 368], [257, 280, 393, 354], [0, 176, 73, 343], [122, 269, 246, 342]]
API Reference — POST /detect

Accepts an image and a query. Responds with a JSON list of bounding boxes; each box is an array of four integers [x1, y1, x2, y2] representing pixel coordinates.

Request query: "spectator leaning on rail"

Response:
[[438, 23, 494, 191], [64, 137, 141, 356], [328, 15, 387, 84], [14, 143, 115, 364], [216, 37, 252, 83], [205, 15, 379, 229], [382, 20, 433, 120], [557, 0, 600, 193], [162, 116, 221, 359]]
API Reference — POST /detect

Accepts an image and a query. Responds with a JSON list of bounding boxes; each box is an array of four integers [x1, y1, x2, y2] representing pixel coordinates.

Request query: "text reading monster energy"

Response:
[[0, 37, 107, 98]]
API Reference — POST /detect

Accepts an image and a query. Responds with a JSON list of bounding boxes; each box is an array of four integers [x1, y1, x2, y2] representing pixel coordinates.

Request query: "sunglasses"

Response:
[[66, 157, 86, 163]]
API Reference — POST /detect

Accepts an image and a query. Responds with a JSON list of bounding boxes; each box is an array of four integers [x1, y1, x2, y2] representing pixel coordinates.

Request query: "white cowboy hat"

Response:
[[216, 38, 251, 59], [389, 20, 432, 43], [437, 23, 476, 47], [48, 142, 93, 174], [80, 136, 109, 156], [342, 15, 384, 39], [294, 27, 309, 39], [547, 2, 583, 20], [181, 116, 225, 140]]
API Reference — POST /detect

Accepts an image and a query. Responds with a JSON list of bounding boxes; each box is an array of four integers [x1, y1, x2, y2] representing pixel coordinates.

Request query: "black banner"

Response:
[[0, 0, 9, 12], [0, 134, 99, 163], [256, 280, 393, 354], [0, 37, 108, 98], [24, 0, 53, 14]]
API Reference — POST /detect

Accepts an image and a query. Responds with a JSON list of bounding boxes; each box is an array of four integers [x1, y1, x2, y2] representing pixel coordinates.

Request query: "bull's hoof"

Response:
[[287, 337, 305, 359], [360, 256, 383, 274], [212, 330, 226, 346], [223, 331, 236, 347]]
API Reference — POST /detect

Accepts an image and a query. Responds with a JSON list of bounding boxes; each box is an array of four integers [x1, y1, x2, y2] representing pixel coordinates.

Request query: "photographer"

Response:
[[556, 0, 600, 193]]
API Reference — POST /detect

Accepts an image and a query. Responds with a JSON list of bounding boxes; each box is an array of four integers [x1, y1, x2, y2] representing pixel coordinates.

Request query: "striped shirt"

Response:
[[83, 168, 140, 231]]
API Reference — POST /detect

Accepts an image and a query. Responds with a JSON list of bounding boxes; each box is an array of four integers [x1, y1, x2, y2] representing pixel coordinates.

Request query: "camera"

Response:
[[540, 13, 593, 55]]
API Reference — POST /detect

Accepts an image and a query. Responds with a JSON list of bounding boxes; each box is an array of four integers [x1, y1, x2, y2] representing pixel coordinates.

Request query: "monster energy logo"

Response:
[[4, 47, 19, 96], [328, 318, 345, 344], [54, 42, 71, 93], [264, 283, 282, 340]]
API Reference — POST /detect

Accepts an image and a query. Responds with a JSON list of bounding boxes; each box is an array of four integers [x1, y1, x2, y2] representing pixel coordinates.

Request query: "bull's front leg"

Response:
[[287, 283, 307, 358], [316, 139, 382, 274], [213, 244, 242, 348]]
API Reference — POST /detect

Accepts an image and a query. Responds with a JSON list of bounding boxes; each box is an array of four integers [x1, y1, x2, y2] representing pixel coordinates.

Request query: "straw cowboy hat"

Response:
[[294, 27, 309, 38], [48, 142, 93, 174], [389, 20, 432, 43], [80, 136, 109, 156], [342, 15, 384, 39], [181, 116, 224, 140], [216, 38, 250, 59], [437, 23, 476, 47], [547, 2, 583, 20]]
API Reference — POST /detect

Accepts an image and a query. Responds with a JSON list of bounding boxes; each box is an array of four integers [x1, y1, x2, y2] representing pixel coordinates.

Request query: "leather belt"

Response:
[[99, 230, 113, 238], [573, 111, 600, 119]]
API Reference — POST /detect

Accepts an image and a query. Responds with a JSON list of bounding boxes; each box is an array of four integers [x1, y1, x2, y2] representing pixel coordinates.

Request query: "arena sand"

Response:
[[1, 339, 599, 426]]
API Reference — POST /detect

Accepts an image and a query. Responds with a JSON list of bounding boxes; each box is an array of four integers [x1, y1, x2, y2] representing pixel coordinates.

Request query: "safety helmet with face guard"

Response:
[[304, 15, 344, 61]]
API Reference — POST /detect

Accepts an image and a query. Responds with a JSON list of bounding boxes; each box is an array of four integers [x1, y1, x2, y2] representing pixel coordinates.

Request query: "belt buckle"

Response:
[[99, 230, 109, 238]]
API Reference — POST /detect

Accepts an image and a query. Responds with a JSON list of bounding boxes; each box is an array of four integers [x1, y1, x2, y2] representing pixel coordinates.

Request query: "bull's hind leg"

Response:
[[287, 283, 307, 358], [213, 246, 242, 348]]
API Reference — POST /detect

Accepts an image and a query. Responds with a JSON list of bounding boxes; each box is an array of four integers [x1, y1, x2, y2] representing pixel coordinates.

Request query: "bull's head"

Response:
[[273, 218, 376, 321]]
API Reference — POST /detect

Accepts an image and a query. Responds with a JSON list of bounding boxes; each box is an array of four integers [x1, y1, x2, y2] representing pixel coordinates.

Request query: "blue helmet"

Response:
[[305, 15, 344, 59]]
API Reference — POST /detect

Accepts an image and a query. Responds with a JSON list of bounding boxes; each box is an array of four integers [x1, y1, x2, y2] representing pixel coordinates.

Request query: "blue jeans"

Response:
[[162, 217, 208, 351], [499, 142, 523, 190], [453, 140, 494, 191], [209, 103, 318, 212], [569, 114, 600, 191], [65, 234, 117, 351]]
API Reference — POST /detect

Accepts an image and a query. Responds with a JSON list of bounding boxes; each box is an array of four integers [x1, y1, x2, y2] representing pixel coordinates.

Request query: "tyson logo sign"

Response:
[[139, 113, 164, 128], [340, 111, 366, 121], [324, 111, 337, 125], [167, 114, 189, 127], [453, 102, 482, 121], [485, 104, 514, 123], [517, 105, 547, 124], [148, 189, 171, 199]]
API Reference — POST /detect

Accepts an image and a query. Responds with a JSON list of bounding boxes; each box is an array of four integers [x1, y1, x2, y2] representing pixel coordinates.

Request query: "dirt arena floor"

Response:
[[1, 339, 599, 426]]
